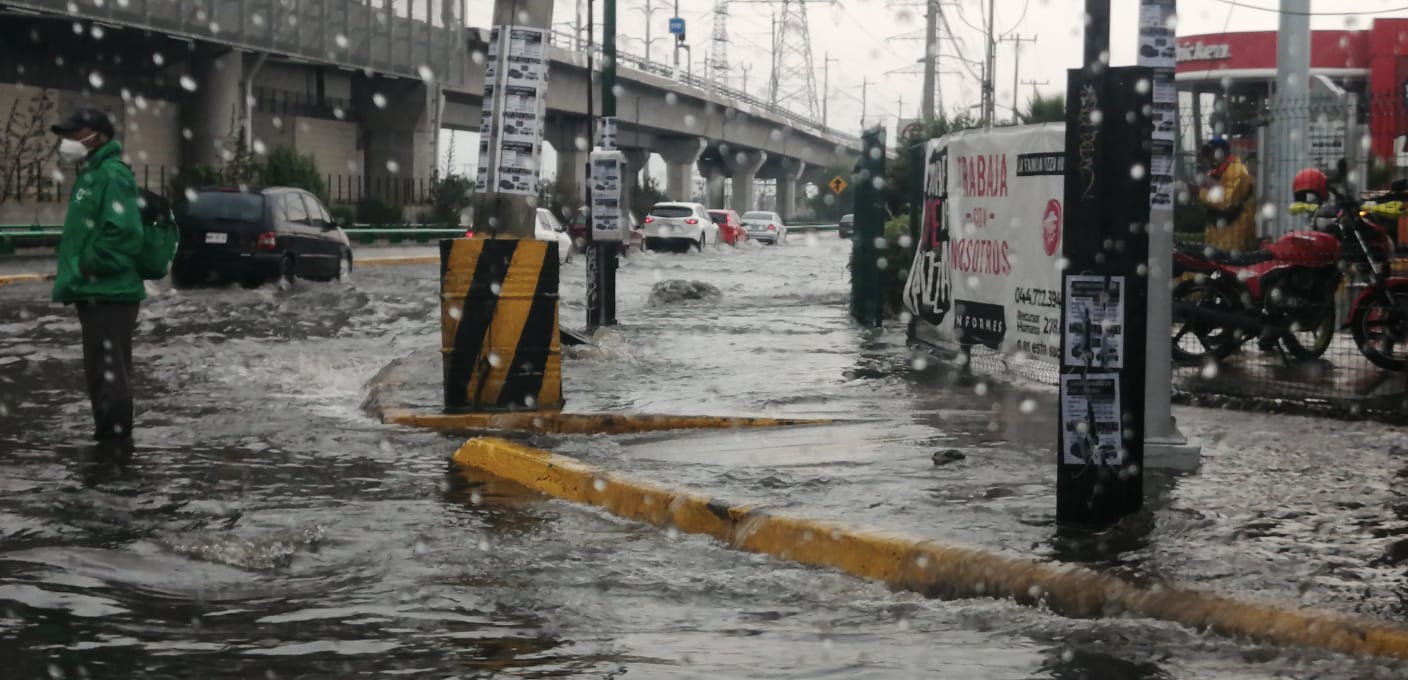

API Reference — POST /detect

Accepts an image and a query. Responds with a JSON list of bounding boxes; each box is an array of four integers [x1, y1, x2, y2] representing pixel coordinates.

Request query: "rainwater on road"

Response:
[[2, 235, 1407, 678]]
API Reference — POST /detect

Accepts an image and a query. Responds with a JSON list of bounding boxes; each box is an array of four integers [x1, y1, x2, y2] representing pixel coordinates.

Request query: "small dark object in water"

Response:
[[932, 449, 965, 466], [649, 280, 722, 306]]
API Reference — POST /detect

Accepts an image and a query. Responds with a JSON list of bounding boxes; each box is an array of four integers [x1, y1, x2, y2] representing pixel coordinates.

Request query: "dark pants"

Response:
[[76, 302, 139, 443]]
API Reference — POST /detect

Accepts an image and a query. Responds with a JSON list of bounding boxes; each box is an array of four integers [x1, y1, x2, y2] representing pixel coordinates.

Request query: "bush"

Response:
[[427, 172, 473, 226], [261, 147, 327, 201], [880, 216, 915, 317], [328, 203, 356, 226], [356, 196, 405, 226]]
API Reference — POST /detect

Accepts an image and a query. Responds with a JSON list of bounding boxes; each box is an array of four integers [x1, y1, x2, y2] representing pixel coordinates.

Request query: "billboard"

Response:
[[903, 124, 1067, 364]]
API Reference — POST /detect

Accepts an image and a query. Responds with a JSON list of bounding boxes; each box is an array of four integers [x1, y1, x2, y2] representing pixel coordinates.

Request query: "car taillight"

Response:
[[256, 232, 277, 250], [465, 230, 475, 238], [768, 224, 776, 231], [644, 216, 654, 224], [685, 218, 698, 225]]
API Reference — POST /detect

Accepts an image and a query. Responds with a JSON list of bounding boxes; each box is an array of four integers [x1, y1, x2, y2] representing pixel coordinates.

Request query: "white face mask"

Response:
[[58, 134, 97, 164]]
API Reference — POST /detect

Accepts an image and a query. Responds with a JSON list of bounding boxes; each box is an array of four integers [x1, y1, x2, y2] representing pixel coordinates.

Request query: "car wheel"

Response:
[[336, 250, 353, 281], [171, 265, 201, 288], [695, 233, 705, 252]]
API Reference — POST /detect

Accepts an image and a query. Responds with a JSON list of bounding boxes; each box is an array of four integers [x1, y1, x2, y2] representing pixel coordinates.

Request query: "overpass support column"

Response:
[[777, 181, 797, 222], [622, 148, 650, 205], [183, 48, 243, 169], [546, 118, 592, 213], [357, 79, 440, 188], [723, 149, 767, 214], [658, 137, 705, 202], [705, 168, 726, 210]]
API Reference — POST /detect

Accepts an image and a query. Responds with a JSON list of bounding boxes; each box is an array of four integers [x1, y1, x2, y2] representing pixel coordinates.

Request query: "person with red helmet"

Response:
[[1292, 168, 1330, 204], [1192, 137, 1258, 252]]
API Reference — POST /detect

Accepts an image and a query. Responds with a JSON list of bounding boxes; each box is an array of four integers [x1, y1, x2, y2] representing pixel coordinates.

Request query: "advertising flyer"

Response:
[[903, 126, 1067, 364], [1063, 275, 1125, 369], [589, 152, 627, 241], [1060, 373, 1122, 467]]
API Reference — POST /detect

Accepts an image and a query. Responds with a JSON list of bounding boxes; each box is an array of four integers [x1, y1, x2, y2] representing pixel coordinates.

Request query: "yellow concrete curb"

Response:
[[355, 255, 440, 267], [384, 408, 832, 434], [0, 273, 53, 288], [453, 436, 1408, 662]]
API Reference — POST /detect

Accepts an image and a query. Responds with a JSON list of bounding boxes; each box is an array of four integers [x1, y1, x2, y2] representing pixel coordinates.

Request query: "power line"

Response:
[[1207, 0, 1408, 15]]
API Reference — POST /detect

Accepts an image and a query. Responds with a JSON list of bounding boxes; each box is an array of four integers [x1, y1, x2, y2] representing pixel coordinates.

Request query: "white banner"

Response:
[[904, 124, 1067, 364]]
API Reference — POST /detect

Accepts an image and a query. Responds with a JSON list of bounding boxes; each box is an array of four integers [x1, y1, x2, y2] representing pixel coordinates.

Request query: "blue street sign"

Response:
[[668, 17, 685, 35]]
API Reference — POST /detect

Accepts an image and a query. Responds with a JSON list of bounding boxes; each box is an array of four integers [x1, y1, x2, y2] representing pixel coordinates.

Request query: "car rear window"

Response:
[[187, 192, 265, 223], [742, 212, 772, 221], [708, 213, 729, 225], [651, 205, 693, 218]]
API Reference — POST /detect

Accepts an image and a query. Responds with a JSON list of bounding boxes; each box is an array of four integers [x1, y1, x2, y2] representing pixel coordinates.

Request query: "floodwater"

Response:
[[2, 235, 1407, 678]]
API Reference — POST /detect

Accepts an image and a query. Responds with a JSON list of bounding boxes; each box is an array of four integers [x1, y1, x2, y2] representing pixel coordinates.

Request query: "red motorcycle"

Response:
[[1172, 186, 1407, 371]]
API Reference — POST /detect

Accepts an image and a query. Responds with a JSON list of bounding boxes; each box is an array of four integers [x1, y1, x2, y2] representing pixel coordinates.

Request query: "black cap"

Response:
[[51, 107, 115, 138]]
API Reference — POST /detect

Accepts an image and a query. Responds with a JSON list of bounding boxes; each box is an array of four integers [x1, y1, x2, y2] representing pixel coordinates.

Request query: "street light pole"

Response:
[[822, 52, 837, 128], [587, 0, 620, 328]]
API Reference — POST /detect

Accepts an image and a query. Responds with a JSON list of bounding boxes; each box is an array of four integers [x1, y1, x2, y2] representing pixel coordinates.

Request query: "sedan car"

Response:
[[644, 202, 719, 252], [838, 213, 855, 239], [172, 186, 352, 288], [707, 209, 748, 246], [741, 210, 788, 245], [535, 208, 575, 264]]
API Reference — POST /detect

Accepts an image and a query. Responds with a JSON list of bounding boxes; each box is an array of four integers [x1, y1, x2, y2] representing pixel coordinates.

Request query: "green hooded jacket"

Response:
[[52, 139, 147, 304]]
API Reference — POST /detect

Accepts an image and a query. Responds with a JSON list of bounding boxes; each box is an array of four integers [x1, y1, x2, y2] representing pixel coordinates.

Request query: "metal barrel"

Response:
[[440, 238, 563, 413]]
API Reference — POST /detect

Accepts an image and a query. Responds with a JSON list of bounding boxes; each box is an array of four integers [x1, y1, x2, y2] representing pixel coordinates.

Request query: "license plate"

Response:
[[205, 232, 227, 244]]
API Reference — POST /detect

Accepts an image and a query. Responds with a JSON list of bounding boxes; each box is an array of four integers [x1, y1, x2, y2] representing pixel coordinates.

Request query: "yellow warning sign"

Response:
[[829, 176, 848, 194]]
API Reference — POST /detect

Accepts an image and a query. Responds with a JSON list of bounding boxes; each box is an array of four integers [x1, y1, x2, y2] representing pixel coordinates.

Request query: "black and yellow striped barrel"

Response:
[[440, 238, 562, 412]]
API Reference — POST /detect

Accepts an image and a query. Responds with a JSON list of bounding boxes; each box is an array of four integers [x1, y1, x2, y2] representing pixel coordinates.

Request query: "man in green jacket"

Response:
[[51, 108, 146, 455]]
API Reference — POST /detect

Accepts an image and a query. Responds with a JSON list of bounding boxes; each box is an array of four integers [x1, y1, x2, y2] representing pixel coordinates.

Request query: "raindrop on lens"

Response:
[[179, 75, 198, 92], [418, 65, 435, 82], [470, 491, 483, 504], [593, 478, 607, 492], [88, 71, 104, 89], [385, 160, 399, 173], [252, 139, 267, 155], [1019, 398, 1036, 414], [91, 25, 104, 39], [487, 351, 502, 368], [373, 93, 387, 108], [335, 34, 349, 49]]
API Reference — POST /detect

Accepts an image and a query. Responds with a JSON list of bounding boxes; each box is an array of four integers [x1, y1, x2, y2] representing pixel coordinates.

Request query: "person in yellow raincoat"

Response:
[[1192, 137, 1258, 252]]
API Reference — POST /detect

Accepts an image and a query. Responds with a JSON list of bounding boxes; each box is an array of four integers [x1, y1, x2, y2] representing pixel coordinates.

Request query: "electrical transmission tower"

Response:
[[711, 0, 730, 86], [768, 0, 821, 118]]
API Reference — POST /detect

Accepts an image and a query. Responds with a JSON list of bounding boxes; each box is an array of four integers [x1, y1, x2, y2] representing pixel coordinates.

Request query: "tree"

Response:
[[1020, 93, 1066, 125], [262, 146, 328, 201], [427, 172, 473, 226], [630, 175, 667, 221], [0, 88, 57, 205]]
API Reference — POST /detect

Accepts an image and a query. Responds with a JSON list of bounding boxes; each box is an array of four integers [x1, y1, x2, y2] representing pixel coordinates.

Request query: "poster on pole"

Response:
[[1060, 373, 1122, 466], [903, 125, 1067, 365], [474, 25, 547, 197], [1062, 275, 1125, 369]]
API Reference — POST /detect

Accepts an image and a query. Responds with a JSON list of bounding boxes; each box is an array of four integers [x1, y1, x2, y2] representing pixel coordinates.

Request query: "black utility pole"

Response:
[[1055, 0, 1149, 527]]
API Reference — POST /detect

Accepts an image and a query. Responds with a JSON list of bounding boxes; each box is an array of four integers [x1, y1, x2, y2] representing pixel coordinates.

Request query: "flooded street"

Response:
[[3, 235, 1408, 678]]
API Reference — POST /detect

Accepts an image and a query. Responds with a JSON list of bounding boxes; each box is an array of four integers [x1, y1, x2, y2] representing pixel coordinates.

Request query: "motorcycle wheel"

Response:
[[1171, 279, 1244, 363], [1350, 287, 1408, 372], [1280, 306, 1337, 361]]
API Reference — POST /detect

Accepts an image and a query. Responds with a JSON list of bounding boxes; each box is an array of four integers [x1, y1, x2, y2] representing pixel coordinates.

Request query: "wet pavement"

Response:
[[2, 236, 1408, 678]]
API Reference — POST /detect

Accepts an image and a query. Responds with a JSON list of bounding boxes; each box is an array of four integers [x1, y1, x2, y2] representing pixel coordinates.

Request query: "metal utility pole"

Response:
[[982, 0, 996, 126], [474, 0, 553, 238], [769, 12, 780, 105], [1002, 34, 1037, 123], [822, 52, 837, 127], [1271, 0, 1311, 236], [921, 0, 938, 121], [861, 77, 870, 127], [673, 0, 682, 72], [587, 0, 621, 328], [1021, 78, 1049, 101], [627, 0, 662, 62]]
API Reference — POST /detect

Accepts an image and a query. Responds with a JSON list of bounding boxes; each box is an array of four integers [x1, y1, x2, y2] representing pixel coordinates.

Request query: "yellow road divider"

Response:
[[355, 255, 440, 267], [384, 408, 831, 435], [454, 437, 1408, 662], [0, 273, 52, 288]]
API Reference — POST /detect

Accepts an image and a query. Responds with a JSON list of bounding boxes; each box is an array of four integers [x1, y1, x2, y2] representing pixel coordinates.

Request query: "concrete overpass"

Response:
[[0, 0, 859, 218]]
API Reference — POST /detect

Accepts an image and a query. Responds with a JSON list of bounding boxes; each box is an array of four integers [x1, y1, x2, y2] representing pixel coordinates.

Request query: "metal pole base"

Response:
[[1143, 417, 1201, 472]]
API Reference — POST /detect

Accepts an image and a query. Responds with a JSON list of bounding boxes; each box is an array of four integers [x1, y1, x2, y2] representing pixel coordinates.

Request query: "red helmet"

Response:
[[1293, 168, 1329, 203]]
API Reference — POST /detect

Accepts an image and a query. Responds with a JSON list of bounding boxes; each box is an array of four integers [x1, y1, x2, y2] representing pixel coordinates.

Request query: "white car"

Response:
[[536, 208, 574, 264], [741, 210, 788, 245], [643, 202, 719, 252]]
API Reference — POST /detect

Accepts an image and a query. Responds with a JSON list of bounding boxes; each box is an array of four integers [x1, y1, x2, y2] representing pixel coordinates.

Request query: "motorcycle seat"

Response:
[[1176, 243, 1274, 266]]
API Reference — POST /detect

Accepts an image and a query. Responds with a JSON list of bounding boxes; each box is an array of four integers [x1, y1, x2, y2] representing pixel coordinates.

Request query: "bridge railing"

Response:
[[546, 30, 859, 148]]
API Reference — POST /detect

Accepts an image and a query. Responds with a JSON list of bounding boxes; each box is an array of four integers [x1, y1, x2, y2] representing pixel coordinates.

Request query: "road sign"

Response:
[[829, 176, 848, 194], [668, 17, 685, 35]]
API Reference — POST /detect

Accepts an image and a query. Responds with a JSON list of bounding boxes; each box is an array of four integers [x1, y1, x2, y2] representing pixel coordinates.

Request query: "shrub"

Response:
[[261, 147, 327, 201], [328, 203, 356, 226], [880, 216, 915, 317], [427, 172, 473, 226], [356, 196, 405, 226]]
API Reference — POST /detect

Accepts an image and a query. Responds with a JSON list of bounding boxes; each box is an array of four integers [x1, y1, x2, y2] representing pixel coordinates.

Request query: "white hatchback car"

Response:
[[535, 208, 574, 264], [643, 202, 720, 252], [741, 210, 788, 245]]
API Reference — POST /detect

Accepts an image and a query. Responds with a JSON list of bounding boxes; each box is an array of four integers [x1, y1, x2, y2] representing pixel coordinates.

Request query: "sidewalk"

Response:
[[0, 244, 442, 283]]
